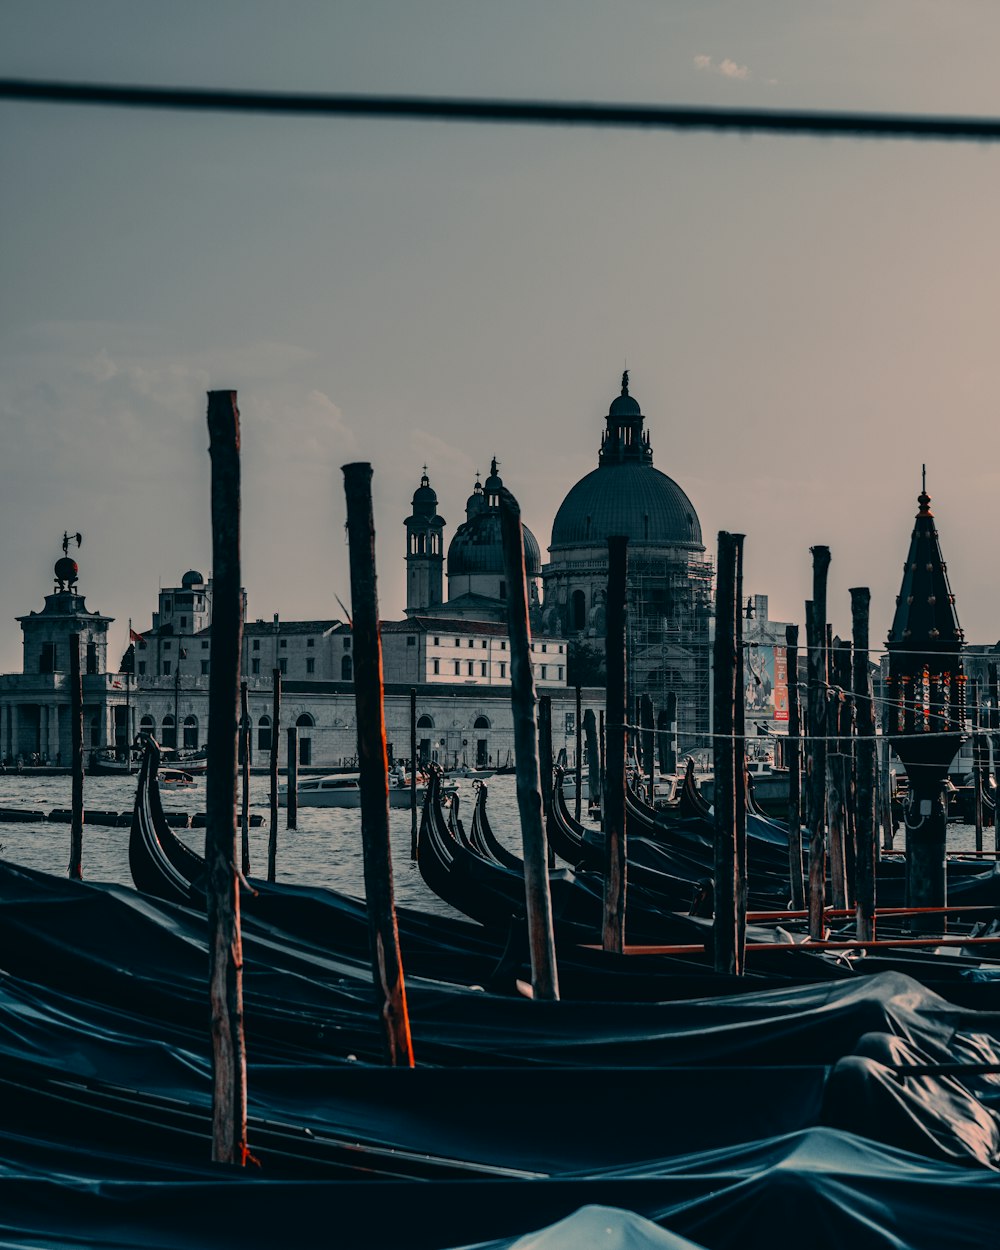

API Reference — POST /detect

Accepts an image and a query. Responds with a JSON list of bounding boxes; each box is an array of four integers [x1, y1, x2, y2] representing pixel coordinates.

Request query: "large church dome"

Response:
[[448, 459, 541, 576], [549, 373, 702, 552]]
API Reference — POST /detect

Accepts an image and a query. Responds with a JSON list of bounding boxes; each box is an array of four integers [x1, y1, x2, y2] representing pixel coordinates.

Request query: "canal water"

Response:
[[0, 772, 989, 914]]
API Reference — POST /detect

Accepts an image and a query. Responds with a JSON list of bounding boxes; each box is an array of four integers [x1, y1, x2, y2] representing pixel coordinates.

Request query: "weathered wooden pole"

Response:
[[574, 685, 583, 823], [583, 707, 600, 821], [851, 588, 877, 941], [732, 535, 747, 964], [409, 687, 418, 860], [68, 632, 84, 879], [603, 535, 629, 955], [712, 532, 741, 974], [640, 693, 655, 804], [972, 681, 984, 853], [785, 624, 805, 910], [826, 636, 849, 909], [538, 694, 554, 817], [806, 544, 832, 940], [204, 390, 247, 1167], [267, 669, 280, 882], [498, 489, 560, 998], [343, 462, 415, 1062], [240, 680, 250, 877], [286, 726, 298, 830], [598, 709, 606, 822], [991, 663, 1000, 853]]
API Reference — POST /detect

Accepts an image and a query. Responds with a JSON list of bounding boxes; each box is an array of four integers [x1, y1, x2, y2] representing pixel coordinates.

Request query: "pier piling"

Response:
[[603, 534, 629, 956], [68, 632, 84, 880], [268, 669, 280, 882]]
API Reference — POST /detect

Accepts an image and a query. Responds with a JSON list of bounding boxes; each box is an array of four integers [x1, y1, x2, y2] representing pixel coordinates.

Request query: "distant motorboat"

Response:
[[160, 769, 197, 788], [443, 765, 495, 781], [278, 772, 429, 809]]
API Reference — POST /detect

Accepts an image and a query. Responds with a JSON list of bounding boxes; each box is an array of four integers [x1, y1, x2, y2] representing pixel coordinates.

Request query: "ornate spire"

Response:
[[621, 369, 629, 395]]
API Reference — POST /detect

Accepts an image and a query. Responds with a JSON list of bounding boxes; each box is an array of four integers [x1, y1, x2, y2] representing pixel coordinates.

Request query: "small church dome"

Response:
[[181, 570, 205, 588]]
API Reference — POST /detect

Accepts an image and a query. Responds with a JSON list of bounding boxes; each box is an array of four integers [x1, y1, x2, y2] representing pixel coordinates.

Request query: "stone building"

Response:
[[541, 373, 714, 748]]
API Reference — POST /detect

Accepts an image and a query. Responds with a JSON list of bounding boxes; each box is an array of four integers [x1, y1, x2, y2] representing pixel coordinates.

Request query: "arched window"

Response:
[[295, 712, 314, 765], [474, 716, 490, 730], [296, 713, 315, 728], [417, 714, 434, 729], [161, 714, 176, 749], [183, 715, 199, 750], [571, 589, 587, 632], [257, 715, 271, 752], [341, 655, 353, 681], [139, 715, 156, 738]]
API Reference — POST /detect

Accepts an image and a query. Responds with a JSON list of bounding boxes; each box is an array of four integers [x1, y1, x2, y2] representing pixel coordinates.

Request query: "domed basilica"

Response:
[[404, 373, 712, 745]]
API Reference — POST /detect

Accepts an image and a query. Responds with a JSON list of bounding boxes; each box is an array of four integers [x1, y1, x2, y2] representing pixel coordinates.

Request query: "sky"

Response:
[[2, 1, 1000, 674]]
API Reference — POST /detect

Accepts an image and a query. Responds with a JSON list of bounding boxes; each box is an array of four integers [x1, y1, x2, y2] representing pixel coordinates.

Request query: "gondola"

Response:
[[128, 737, 206, 905]]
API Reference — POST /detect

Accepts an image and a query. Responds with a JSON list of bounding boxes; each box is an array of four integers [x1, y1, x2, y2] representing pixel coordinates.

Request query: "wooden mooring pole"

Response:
[[286, 726, 298, 830], [603, 535, 629, 955], [240, 680, 250, 877], [785, 624, 804, 910], [806, 544, 832, 940], [583, 707, 599, 821], [499, 490, 559, 999], [826, 635, 849, 909], [410, 687, 418, 860], [641, 693, 655, 804], [851, 587, 877, 941], [990, 663, 1000, 853], [574, 685, 583, 823], [68, 632, 84, 879], [538, 693, 556, 868], [204, 390, 247, 1166], [343, 462, 414, 1063], [267, 668, 280, 883]]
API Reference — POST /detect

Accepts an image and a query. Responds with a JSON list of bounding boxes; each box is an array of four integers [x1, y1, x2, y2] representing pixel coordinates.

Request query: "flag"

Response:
[[129, 628, 144, 643], [111, 680, 122, 689]]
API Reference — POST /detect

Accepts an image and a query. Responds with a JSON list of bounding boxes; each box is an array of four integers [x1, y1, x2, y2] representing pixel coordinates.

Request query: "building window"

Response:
[[252, 640, 260, 651], [407, 636, 416, 647], [180, 616, 188, 629], [200, 660, 209, 675], [417, 715, 434, 729], [468, 639, 474, 648], [433, 636, 440, 645], [500, 640, 506, 651], [453, 661, 460, 676], [161, 714, 176, 749], [306, 657, 315, 674], [258, 716, 271, 752], [541, 665, 548, 680], [40, 642, 56, 673], [279, 639, 287, 649], [201, 640, 209, 649], [432, 659, 440, 675], [541, 644, 547, 653], [481, 640, 487, 648], [558, 645, 564, 654], [163, 640, 172, 651], [500, 662, 506, 678], [343, 637, 351, 650], [571, 590, 586, 632], [341, 655, 353, 681], [138, 661, 146, 676], [279, 658, 288, 675], [251, 659, 260, 675], [558, 666, 564, 680], [139, 715, 156, 738], [183, 715, 198, 749], [467, 661, 474, 676], [480, 663, 487, 676], [86, 642, 98, 674], [163, 661, 172, 676], [307, 638, 315, 648], [163, 598, 171, 613], [454, 637, 460, 646]]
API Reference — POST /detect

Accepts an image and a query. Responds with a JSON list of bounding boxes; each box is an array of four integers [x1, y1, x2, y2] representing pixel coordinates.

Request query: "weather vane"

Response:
[[62, 531, 82, 555]]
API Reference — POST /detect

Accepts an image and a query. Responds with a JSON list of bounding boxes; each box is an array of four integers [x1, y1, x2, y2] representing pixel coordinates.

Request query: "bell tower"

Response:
[[404, 468, 445, 615]]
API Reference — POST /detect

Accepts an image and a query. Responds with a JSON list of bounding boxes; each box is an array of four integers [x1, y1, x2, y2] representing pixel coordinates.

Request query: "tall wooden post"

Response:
[[598, 709, 606, 824], [240, 680, 250, 877], [640, 693, 655, 804], [851, 588, 877, 941], [538, 694, 555, 868], [733, 537, 747, 964], [972, 681, 984, 853], [785, 624, 804, 910], [826, 636, 849, 909], [990, 663, 1000, 853], [267, 669, 280, 883], [343, 462, 414, 1063], [286, 726, 298, 830], [409, 688, 418, 860], [603, 535, 629, 954], [574, 685, 583, 823], [713, 533, 745, 974], [204, 390, 247, 1167], [806, 545, 831, 939], [583, 708, 600, 821], [498, 491, 559, 998], [68, 632, 84, 880]]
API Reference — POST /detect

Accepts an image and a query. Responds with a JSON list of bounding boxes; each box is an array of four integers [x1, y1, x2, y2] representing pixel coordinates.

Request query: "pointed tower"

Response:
[[404, 468, 445, 616], [885, 472, 965, 921]]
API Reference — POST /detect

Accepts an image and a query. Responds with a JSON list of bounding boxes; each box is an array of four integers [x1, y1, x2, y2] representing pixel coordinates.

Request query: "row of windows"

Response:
[[416, 715, 492, 730], [428, 659, 562, 680], [249, 636, 337, 650], [426, 636, 562, 654], [39, 642, 99, 675]]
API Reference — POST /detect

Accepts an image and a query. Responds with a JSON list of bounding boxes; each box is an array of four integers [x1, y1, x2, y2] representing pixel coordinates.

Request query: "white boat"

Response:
[[278, 773, 429, 809]]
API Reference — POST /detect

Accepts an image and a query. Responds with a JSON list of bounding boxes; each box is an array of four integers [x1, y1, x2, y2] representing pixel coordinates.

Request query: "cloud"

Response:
[[694, 54, 750, 80]]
